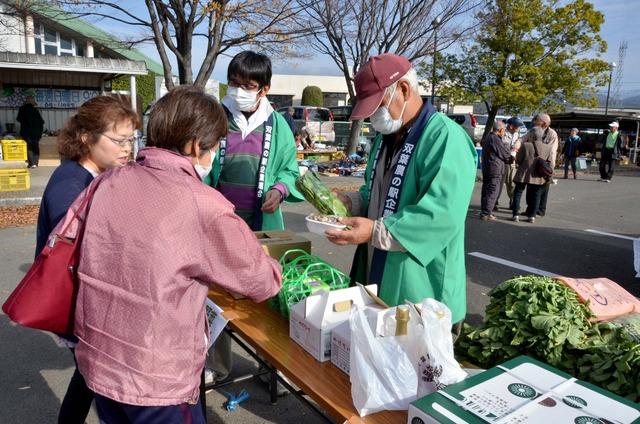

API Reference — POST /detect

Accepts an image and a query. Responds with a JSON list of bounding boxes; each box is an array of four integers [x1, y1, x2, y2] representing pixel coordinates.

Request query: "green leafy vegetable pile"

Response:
[[296, 171, 350, 217], [456, 275, 640, 401]]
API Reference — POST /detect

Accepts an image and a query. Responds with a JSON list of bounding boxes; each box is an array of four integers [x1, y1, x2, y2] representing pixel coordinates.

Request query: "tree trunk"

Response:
[[481, 107, 500, 141], [346, 119, 363, 155]]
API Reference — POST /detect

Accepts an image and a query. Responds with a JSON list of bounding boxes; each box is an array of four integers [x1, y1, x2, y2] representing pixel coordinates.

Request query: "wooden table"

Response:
[[207, 288, 407, 424]]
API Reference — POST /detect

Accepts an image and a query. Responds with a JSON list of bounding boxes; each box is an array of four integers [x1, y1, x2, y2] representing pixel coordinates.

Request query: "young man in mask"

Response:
[[203, 51, 302, 387], [203, 51, 302, 230], [326, 54, 477, 331]]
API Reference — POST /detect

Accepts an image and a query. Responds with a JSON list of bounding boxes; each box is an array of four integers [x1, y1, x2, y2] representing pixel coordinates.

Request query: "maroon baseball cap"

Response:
[[350, 54, 412, 120]]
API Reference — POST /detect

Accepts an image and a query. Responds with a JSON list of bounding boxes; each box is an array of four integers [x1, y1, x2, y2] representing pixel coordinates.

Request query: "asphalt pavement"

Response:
[[0, 166, 638, 423]]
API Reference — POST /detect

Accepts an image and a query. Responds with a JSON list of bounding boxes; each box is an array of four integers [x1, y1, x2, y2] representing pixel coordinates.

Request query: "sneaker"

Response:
[[511, 215, 519, 222], [28, 165, 37, 169], [204, 368, 216, 385], [537, 211, 545, 217], [480, 214, 496, 221], [605, 179, 610, 183], [527, 217, 536, 223]]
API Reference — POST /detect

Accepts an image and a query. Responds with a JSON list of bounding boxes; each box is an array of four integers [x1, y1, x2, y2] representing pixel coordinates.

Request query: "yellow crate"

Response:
[[0, 169, 30, 192], [1, 140, 28, 161]]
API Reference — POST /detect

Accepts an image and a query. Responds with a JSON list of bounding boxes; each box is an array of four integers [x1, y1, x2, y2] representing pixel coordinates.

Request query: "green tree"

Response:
[[426, 0, 609, 140], [112, 72, 157, 112], [219, 82, 227, 101], [301, 86, 323, 106]]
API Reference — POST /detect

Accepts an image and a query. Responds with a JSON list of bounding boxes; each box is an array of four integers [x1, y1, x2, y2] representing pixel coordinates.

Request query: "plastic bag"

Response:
[[416, 299, 467, 398], [349, 304, 423, 417]]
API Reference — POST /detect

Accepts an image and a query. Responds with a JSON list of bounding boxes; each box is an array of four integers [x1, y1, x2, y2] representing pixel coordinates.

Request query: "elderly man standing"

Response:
[[326, 54, 477, 328], [480, 120, 511, 220], [599, 121, 623, 182], [498, 117, 524, 209], [532, 113, 558, 217]]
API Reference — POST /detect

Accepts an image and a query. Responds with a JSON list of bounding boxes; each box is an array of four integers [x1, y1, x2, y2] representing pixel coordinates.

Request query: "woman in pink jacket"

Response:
[[68, 85, 282, 423]]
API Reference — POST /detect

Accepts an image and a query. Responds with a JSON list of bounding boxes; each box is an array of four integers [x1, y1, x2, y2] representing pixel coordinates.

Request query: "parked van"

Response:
[[277, 106, 335, 142], [447, 112, 486, 142]]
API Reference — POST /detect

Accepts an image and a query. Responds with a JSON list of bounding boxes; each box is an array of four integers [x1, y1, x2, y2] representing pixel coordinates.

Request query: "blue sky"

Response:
[[97, 1, 639, 93]]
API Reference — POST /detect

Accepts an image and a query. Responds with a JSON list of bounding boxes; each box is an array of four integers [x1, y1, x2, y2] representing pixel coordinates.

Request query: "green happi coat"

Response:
[[204, 111, 303, 230], [355, 111, 477, 323]]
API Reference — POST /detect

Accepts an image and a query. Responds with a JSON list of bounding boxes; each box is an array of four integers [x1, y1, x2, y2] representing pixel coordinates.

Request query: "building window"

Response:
[[44, 44, 58, 55], [33, 22, 83, 57]]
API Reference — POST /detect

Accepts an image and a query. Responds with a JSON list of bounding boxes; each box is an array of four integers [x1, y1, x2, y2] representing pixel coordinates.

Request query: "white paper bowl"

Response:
[[305, 215, 347, 234]]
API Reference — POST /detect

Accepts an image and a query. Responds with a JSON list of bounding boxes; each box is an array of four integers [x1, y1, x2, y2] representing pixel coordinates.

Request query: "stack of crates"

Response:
[[0, 140, 30, 192]]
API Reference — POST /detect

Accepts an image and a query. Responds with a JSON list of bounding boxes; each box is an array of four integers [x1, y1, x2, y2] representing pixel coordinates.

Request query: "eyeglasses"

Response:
[[101, 133, 135, 147], [228, 79, 261, 91]]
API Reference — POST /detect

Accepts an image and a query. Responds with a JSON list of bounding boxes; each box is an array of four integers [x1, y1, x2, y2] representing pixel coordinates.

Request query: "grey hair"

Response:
[[383, 67, 420, 97], [536, 113, 551, 127], [492, 120, 505, 132]]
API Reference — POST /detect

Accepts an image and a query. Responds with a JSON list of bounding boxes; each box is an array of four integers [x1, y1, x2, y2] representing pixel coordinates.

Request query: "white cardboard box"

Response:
[[289, 284, 378, 362], [330, 321, 351, 374]]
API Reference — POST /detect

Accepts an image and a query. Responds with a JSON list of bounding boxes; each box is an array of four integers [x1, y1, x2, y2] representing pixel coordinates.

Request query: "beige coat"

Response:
[[514, 128, 554, 185]]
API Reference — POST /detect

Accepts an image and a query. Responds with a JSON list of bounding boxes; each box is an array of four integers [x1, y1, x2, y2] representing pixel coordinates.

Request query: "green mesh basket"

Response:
[[271, 249, 350, 318]]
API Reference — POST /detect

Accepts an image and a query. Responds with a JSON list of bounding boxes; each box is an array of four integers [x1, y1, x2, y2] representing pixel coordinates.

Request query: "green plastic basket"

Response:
[[271, 249, 350, 318]]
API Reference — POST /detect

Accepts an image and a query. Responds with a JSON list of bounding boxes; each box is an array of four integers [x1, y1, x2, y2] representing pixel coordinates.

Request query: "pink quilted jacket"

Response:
[[70, 148, 281, 406]]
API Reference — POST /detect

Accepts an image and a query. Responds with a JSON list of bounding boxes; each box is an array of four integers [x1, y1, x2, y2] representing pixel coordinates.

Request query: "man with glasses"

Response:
[[203, 51, 303, 389]]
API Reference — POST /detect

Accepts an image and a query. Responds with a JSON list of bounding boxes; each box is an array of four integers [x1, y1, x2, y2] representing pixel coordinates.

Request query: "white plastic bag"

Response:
[[349, 304, 423, 417], [416, 299, 467, 398]]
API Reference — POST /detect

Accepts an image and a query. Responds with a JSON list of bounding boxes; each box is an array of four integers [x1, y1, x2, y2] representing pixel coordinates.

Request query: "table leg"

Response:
[[270, 368, 278, 405]]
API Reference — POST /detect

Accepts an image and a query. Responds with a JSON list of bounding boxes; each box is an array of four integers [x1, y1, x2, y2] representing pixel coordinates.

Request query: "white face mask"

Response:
[[194, 149, 215, 180], [227, 86, 261, 112], [370, 84, 407, 135]]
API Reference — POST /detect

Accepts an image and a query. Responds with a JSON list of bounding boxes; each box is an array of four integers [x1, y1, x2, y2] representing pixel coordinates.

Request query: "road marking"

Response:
[[468, 252, 558, 277], [585, 229, 637, 241]]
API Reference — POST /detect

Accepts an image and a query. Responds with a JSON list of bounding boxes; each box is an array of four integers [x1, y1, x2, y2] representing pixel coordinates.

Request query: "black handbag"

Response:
[[532, 140, 553, 179]]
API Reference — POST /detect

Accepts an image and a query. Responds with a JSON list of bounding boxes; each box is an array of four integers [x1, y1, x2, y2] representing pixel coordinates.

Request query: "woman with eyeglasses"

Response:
[[67, 85, 281, 422], [35, 94, 138, 424]]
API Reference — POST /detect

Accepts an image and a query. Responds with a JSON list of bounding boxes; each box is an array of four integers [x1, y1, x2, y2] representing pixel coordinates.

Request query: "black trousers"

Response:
[[480, 171, 503, 216], [24, 136, 41, 166], [512, 182, 544, 218], [538, 183, 550, 215], [564, 157, 577, 177], [58, 348, 94, 424], [599, 149, 615, 180]]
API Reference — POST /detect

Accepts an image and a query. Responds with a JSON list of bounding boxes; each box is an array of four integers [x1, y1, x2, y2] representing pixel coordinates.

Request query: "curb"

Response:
[[0, 197, 42, 207]]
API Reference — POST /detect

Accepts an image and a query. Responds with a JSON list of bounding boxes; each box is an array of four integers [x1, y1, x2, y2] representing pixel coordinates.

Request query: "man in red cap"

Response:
[[326, 53, 477, 327]]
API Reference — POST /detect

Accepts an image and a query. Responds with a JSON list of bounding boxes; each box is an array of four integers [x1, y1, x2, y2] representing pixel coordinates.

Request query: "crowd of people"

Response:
[[25, 51, 480, 424], [479, 113, 628, 223]]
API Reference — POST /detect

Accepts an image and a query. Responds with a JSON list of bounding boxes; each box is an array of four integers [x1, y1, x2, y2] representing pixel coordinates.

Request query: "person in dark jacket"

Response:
[[480, 120, 511, 220], [36, 95, 138, 424], [16, 96, 45, 168], [562, 128, 581, 179], [599, 121, 623, 182], [282, 106, 296, 133], [512, 127, 552, 223]]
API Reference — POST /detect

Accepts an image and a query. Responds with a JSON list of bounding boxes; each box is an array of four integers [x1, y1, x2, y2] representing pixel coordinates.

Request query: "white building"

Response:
[[269, 73, 472, 114], [0, 1, 162, 132]]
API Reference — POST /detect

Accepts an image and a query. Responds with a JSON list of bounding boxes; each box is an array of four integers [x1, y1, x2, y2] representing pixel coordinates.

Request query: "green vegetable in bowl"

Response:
[[296, 171, 350, 217]]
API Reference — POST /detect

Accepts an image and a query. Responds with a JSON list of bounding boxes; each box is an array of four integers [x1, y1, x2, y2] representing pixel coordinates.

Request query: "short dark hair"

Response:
[[146, 85, 227, 155], [227, 51, 272, 87], [58, 95, 139, 161]]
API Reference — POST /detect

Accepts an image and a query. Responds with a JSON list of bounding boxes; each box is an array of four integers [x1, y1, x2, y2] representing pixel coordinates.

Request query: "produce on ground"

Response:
[[456, 275, 640, 401]]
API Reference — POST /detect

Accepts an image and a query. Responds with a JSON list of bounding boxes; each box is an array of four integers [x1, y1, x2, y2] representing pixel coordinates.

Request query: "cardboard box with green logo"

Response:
[[408, 356, 640, 424]]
